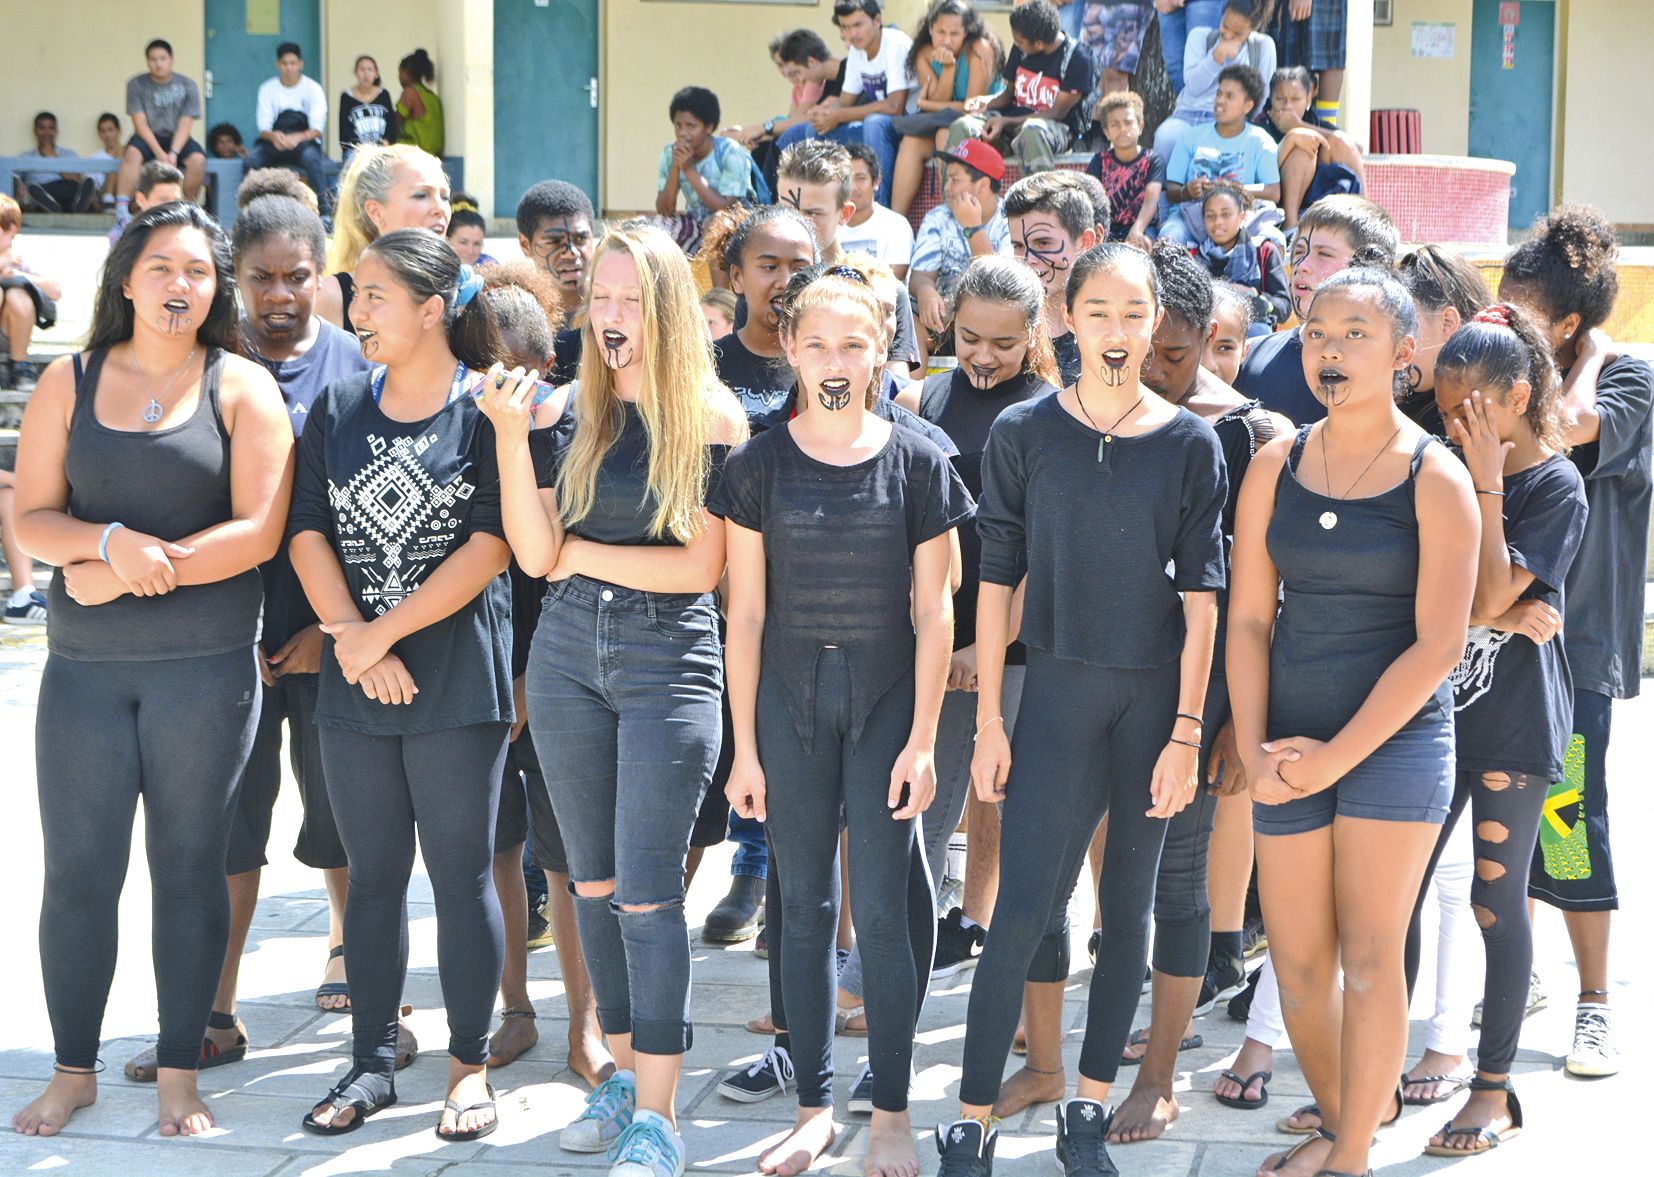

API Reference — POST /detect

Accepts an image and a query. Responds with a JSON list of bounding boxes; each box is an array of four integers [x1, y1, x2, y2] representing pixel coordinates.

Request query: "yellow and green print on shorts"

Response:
[[1538, 733, 1591, 882]]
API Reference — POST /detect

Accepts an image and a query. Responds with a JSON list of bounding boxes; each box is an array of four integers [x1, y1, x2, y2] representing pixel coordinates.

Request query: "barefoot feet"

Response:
[[12, 1068, 96, 1136], [487, 1009, 539, 1067], [760, 1105, 837, 1176], [993, 1065, 1064, 1117], [568, 1027, 616, 1090], [1106, 1083, 1179, 1143], [156, 1068, 214, 1136], [864, 1108, 919, 1177]]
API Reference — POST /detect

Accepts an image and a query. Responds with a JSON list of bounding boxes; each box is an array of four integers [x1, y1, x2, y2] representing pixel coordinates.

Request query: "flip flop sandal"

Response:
[[1118, 1027, 1203, 1066], [1214, 1068, 1272, 1109], [1265, 1126, 1334, 1173], [315, 944, 350, 1011], [435, 1082, 498, 1142], [395, 1009, 419, 1071], [1276, 1103, 1322, 1135], [122, 1012, 248, 1082], [835, 1004, 867, 1036], [1402, 1070, 1471, 1105], [301, 1066, 397, 1135], [1421, 1077, 1523, 1158]]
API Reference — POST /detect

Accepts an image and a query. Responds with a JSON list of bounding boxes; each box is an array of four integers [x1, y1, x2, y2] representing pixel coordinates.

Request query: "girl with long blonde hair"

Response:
[[477, 221, 746, 1177], [316, 143, 451, 332]]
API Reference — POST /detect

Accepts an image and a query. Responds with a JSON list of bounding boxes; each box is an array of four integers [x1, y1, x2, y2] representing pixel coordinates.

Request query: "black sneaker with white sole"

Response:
[[718, 1045, 794, 1102], [1227, 965, 1261, 1023], [935, 1118, 997, 1177], [1055, 1098, 1118, 1177], [931, 908, 984, 979], [1193, 951, 1247, 1017]]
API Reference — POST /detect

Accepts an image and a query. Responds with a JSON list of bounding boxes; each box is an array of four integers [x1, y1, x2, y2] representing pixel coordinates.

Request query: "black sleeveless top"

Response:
[[47, 347, 263, 661], [1266, 425, 1449, 741]]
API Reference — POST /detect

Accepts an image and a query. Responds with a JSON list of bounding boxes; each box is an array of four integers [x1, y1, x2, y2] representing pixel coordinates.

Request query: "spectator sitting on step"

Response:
[[1079, 1, 1157, 98], [654, 85, 759, 253], [910, 138, 1012, 340], [1194, 181, 1289, 328], [1262, 65, 1364, 232], [773, 1, 916, 208], [446, 207, 497, 268], [1085, 90, 1163, 247], [1, 193, 63, 394], [108, 161, 185, 248], [89, 113, 124, 208], [1150, 0, 1275, 172], [17, 112, 98, 215], [208, 122, 246, 159], [0, 468, 46, 625], [247, 42, 331, 214], [115, 38, 206, 216], [237, 166, 319, 213], [1160, 63, 1280, 249], [838, 142, 915, 279], [945, 0, 1094, 180]]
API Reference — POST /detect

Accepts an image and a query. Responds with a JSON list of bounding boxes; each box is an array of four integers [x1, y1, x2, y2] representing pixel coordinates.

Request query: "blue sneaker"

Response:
[[3, 591, 46, 626], [607, 1108, 687, 1177], [561, 1069, 637, 1153]]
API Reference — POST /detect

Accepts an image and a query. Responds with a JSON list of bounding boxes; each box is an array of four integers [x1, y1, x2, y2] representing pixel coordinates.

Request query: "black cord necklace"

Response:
[[1075, 389, 1145, 463], [1317, 422, 1401, 530]]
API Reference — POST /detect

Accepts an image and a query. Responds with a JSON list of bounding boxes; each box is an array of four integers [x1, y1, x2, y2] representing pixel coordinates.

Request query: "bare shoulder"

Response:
[[1414, 434, 1475, 501], [707, 384, 751, 446], [1249, 430, 1295, 477], [218, 353, 291, 432], [21, 354, 80, 428]]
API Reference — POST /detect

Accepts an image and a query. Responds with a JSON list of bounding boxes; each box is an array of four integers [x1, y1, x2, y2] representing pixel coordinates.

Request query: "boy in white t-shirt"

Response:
[[246, 41, 330, 213], [772, 1, 915, 207], [836, 143, 914, 280]]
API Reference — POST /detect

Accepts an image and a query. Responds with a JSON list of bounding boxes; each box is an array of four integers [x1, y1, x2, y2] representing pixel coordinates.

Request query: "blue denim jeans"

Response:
[[775, 116, 896, 207], [526, 574, 724, 1054], [728, 811, 768, 879], [1159, 0, 1226, 91], [245, 139, 332, 213]]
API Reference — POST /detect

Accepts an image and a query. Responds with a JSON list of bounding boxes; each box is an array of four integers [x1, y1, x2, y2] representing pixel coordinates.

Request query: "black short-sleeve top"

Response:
[[286, 372, 513, 734], [710, 421, 975, 750]]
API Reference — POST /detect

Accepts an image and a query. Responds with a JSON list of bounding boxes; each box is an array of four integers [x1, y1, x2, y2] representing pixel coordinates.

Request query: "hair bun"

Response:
[[1472, 303, 1514, 328]]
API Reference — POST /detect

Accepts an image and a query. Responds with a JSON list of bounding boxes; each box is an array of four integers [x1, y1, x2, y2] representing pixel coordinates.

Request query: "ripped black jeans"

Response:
[[1405, 769, 1548, 1075]]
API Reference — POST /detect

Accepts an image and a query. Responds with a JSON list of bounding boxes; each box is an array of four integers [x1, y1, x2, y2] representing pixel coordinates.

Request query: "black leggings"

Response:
[[1404, 768, 1547, 1075], [35, 648, 260, 1070], [320, 722, 510, 1070], [959, 650, 1179, 1106], [757, 650, 935, 1112]]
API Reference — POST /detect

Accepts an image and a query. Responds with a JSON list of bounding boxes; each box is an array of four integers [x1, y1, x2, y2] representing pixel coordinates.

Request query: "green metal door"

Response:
[[1468, 0, 1555, 233], [204, 0, 322, 147], [493, 0, 600, 216]]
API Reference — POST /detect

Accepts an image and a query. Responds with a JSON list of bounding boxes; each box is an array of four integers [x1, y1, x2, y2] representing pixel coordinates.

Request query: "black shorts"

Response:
[[494, 725, 569, 875], [226, 674, 347, 874], [126, 134, 205, 164]]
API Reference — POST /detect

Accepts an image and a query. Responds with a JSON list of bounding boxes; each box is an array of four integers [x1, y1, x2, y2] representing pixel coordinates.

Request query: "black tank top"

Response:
[[336, 271, 357, 336], [46, 347, 264, 661], [1265, 425, 1449, 741]]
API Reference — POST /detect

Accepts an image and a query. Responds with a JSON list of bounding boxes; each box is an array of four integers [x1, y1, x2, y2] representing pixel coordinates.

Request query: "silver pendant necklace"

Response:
[[1318, 422, 1401, 530], [135, 344, 200, 425]]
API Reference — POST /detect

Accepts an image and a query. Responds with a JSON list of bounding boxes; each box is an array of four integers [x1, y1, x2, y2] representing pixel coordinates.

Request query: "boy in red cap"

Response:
[[910, 138, 1013, 336]]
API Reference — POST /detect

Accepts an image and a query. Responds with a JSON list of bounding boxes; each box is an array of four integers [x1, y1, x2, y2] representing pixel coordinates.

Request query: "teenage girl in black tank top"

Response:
[[9, 202, 294, 1140], [1227, 265, 1479, 1177]]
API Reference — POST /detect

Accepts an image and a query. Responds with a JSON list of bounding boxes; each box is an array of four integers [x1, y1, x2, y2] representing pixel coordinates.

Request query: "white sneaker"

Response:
[[560, 1068, 636, 1152], [1565, 1003, 1620, 1077], [607, 1108, 687, 1177]]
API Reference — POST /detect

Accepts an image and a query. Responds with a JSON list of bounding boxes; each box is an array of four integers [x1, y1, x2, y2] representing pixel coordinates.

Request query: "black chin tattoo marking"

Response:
[[600, 330, 633, 369], [1098, 349, 1131, 386], [817, 377, 853, 411], [968, 365, 997, 389]]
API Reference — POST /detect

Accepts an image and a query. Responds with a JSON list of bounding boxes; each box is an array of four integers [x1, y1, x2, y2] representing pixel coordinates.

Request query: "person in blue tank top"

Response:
[[1227, 262, 1480, 1177], [10, 201, 294, 1139]]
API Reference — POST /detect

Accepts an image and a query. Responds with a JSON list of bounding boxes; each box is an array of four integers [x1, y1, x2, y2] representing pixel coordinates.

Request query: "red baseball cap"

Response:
[[932, 138, 1006, 183]]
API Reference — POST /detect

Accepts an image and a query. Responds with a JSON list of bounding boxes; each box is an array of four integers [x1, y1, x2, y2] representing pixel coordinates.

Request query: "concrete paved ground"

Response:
[[0, 620, 1644, 1176]]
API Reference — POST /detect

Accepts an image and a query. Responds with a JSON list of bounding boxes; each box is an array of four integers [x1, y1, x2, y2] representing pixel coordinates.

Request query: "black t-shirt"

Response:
[[710, 420, 974, 748], [1398, 388, 1445, 438], [1236, 328, 1323, 425], [918, 368, 1055, 659], [529, 399, 730, 545], [1086, 148, 1167, 241], [1452, 454, 1588, 777], [715, 331, 795, 432], [1001, 37, 1094, 134], [551, 325, 583, 386], [287, 373, 513, 734], [1563, 354, 1654, 699], [1210, 399, 1279, 678], [978, 398, 1227, 668], [245, 318, 372, 656], [1052, 332, 1081, 387], [339, 88, 398, 148]]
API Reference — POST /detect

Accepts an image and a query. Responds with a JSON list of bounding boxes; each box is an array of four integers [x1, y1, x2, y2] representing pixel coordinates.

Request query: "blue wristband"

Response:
[[99, 521, 125, 563]]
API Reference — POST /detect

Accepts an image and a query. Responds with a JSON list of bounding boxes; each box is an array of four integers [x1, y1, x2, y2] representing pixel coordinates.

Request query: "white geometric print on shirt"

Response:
[[1450, 625, 1513, 711], [328, 431, 476, 613]]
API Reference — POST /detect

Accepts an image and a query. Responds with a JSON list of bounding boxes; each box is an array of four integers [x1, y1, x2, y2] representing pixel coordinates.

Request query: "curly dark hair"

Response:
[[1500, 203, 1619, 333]]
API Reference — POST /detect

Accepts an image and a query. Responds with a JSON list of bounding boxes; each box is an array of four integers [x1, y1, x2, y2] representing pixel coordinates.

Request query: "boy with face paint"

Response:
[[516, 179, 599, 384], [1234, 194, 1397, 424], [1003, 171, 1099, 387]]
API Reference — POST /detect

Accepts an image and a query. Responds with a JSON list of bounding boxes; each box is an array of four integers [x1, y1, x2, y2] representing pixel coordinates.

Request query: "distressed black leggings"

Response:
[[1404, 769, 1548, 1075]]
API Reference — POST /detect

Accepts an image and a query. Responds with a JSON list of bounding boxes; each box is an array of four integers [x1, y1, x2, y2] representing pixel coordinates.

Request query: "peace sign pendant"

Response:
[[142, 399, 163, 424], [1319, 511, 1338, 530]]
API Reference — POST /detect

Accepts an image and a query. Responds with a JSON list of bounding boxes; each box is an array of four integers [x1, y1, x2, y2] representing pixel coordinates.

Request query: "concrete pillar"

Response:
[[1345, 0, 1376, 150], [441, 0, 495, 215]]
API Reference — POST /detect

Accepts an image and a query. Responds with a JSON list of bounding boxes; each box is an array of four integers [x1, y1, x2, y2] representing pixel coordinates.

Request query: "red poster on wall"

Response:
[[1500, 1, 1520, 24]]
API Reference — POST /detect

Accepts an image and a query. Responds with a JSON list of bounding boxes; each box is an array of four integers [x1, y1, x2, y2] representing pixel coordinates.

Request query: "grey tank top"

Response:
[[1265, 425, 1450, 742], [46, 347, 264, 661]]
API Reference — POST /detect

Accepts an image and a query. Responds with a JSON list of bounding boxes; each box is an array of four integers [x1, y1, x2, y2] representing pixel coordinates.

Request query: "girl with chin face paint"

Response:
[[711, 205, 819, 431], [480, 223, 748, 1177], [11, 200, 294, 1141], [937, 244, 1226, 1177], [1227, 265, 1479, 1177], [714, 269, 972, 1177]]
